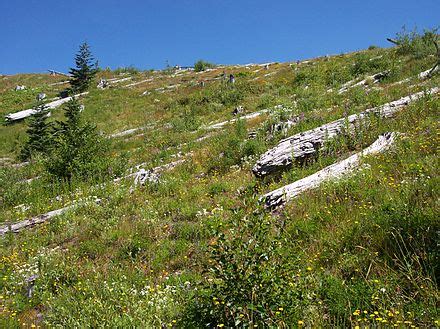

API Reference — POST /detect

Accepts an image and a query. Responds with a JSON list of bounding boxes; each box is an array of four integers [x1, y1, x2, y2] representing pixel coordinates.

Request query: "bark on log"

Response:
[[5, 92, 88, 122], [262, 132, 398, 209], [252, 88, 439, 177]]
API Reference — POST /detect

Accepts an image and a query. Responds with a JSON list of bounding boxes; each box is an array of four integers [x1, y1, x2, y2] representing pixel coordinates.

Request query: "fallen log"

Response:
[[108, 126, 151, 138], [203, 108, 271, 130], [124, 77, 155, 88], [418, 65, 439, 79], [5, 92, 88, 122], [48, 70, 71, 77], [262, 132, 398, 209], [0, 198, 101, 236], [338, 71, 389, 94], [252, 88, 438, 177]]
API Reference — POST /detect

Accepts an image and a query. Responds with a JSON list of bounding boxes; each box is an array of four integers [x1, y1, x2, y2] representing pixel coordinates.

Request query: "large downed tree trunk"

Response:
[[262, 132, 398, 209], [0, 198, 100, 236], [5, 92, 89, 122], [253, 88, 438, 177]]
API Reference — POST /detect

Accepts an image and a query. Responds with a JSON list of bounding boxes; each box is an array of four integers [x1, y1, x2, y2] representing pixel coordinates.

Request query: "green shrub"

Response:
[[395, 27, 439, 59], [45, 99, 118, 182], [113, 65, 141, 75], [19, 102, 53, 160], [194, 60, 216, 72]]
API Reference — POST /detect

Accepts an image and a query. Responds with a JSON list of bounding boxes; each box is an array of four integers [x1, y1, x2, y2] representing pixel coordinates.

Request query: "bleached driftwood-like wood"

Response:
[[124, 78, 155, 88], [5, 92, 89, 122], [418, 66, 439, 79], [0, 198, 101, 236], [262, 132, 398, 208], [141, 84, 181, 96], [48, 80, 69, 86], [108, 126, 152, 138], [108, 77, 132, 84], [203, 109, 271, 130], [252, 88, 439, 177], [48, 70, 71, 77], [338, 71, 389, 94]]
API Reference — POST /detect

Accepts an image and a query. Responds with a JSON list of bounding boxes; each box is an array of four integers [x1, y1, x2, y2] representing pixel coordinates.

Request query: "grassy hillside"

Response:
[[1, 33, 439, 327]]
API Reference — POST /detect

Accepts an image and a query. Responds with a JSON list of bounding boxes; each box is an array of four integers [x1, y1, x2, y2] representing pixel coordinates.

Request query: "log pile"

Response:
[[252, 88, 439, 177], [262, 132, 398, 209]]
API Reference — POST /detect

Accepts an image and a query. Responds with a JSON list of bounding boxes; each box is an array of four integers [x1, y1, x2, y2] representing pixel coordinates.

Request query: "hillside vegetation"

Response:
[[1, 30, 439, 327]]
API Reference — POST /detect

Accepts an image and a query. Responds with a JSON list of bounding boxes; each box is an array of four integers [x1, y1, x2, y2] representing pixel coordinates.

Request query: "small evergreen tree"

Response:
[[68, 42, 98, 93], [20, 102, 52, 160], [46, 98, 110, 182]]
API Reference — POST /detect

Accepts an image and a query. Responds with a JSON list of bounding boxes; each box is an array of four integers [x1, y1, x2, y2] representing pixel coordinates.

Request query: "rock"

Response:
[[14, 85, 26, 91]]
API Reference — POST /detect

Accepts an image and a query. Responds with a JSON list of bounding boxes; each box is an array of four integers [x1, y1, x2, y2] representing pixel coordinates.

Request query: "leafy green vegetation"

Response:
[[194, 60, 216, 72], [0, 29, 439, 327]]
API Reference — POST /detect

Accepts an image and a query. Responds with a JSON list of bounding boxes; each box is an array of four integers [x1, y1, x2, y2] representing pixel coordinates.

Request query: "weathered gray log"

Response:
[[48, 70, 71, 77], [338, 71, 389, 94], [0, 198, 101, 236], [48, 80, 69, 86], [253, 88, 439, 177], [419, 66, 439, 79], [203, 108, 271, 130], [262, 132, 398, 208], [5, 92, 88, 122], [124, 77, 155, 88]]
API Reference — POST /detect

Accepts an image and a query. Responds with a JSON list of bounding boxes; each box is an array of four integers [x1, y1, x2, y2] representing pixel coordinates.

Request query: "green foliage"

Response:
[[45, 99, 115, 182], [186, 212, 319, 327], [194, 60, 216, 72], [113, 65, 140, 75], [1, 29, 440, 328], [350, 53, 388, 77], [69, 42, 98, 93], [395, 27, 439, 59], [207, 119, 252, 173], [19, 102, 52, 160]]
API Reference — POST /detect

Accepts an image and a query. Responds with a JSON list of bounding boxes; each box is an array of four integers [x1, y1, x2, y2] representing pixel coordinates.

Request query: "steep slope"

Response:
[[1, 40, 439, 327]]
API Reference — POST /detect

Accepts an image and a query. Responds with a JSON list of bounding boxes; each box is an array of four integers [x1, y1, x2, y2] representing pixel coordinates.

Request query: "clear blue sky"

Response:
[[1, 0, 438, 74]]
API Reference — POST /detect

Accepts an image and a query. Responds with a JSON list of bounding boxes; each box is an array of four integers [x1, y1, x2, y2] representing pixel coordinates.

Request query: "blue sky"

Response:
[[1, 0, 438, 74]]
